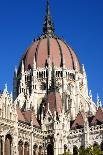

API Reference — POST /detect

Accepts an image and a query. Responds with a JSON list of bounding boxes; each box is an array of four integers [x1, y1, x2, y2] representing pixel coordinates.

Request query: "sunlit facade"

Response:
[[0, 1, 103, 155]]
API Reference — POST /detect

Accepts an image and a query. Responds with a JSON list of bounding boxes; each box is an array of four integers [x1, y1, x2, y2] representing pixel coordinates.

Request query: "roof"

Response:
[[22, 110, 40, 127], [45, 92, 62, 115], [16, 106, 40, 127], [17, 0, 82, 74], [16, 106, 25, 122], [71, 112, 85, 129], [91, 108, 103, 125], [18, 36, 81, 74]]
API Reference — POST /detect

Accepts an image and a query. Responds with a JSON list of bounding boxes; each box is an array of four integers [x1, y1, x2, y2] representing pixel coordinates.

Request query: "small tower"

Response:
[[43, 0, 54, 35], [32, 56, 37, 91], [13, 66, 17, 101], [82, 64, 88, 96], [19, 60, 26, 94], [97, 94, 102, 108]]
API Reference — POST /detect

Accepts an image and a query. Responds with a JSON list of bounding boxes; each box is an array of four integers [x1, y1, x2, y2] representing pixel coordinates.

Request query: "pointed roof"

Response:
[[71, 112, 85, 129], [45, 92, 62, 115], [43, 0, 54, 35], [16, 106, 40, 127], [91, 108, 103, 125], [22, 110, 40, 127], [16, 106, 25, 122]]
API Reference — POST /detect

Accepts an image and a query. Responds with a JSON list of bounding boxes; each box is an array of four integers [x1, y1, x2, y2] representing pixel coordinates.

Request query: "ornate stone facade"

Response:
[[0, 1, 103, 155]]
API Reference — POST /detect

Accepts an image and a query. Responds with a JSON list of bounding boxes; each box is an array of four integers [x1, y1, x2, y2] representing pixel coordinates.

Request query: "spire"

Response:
[[4, 83, 8, 93], [97, 93, 102, 108], [33, 56, 36, 70], [21, 60, 24, 74], [43, 0, 55, 35]]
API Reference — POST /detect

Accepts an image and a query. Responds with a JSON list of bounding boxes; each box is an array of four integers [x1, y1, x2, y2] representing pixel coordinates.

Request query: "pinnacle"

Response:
[[43, 0, 55, 35]]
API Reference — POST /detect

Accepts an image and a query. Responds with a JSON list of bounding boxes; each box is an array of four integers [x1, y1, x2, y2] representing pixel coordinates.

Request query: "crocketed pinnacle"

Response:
[[43, 0, 55, 35]]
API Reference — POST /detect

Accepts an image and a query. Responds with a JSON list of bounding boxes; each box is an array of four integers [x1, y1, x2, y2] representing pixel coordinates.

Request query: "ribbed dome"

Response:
[[18, 0, 81, 73], [21, 35, 81, 72]]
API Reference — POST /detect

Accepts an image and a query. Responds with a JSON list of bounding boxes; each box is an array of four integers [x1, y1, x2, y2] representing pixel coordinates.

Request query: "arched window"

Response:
[[0, 136, 3, 155], [5, 134, 12, 155], [33, 144, 37, 155], [18, 140, 23, 155], [73, 146, 78, 155], [93, 142, 99, 150], [101, 142, 103, 151], [47, 144, 54, 155], [64, 144, 67, 154], [24, 142, 29, 155], [38, 146, 42, 155]]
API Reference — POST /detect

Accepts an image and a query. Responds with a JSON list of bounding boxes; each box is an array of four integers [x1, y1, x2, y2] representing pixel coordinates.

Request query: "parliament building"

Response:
[[0, 1, 103, 155]]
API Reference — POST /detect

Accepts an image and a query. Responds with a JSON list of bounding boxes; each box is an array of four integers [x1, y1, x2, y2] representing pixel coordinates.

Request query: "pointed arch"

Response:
[[73, 145, 78, 155], [38, 145, 42, 155], [33, 144, 37, 155], [5, 134, 12, 155], [47, 143, 54, 155], [18, 140, 23, 155], [93, 142, 99, 150], [0, 136, 3, 155], [101, 141, 103, 151], [24, 142, 29, 155], [64, 144, 67, 154]]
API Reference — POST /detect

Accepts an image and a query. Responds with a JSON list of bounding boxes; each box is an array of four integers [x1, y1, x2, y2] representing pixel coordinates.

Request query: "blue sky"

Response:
[[0, 0, 103, 103]]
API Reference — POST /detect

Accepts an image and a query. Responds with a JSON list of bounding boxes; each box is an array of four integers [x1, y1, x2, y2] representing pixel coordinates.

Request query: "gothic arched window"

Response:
[[5, 134, 12, 155], [33, 144, 37, 155], [101, 142, 103, 151], [73, 145, 78, 155], [47, 144, 54, 155], [18, 140, 23, 155], [24, 142, 29, 155], [0, 136, 3, 155]]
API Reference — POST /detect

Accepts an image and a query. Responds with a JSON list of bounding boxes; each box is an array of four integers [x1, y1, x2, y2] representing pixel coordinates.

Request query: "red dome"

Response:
[[18, 1, 81, 73], [20, 35, 81, 72]]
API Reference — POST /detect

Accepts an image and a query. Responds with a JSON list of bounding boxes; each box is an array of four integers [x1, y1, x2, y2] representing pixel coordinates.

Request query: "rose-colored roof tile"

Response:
[[91, 108, 103, 125], [71, 112, 84, 129], [22, 110, 40, 127], [18, 35, 81, 73], [16, 106, 25, 122], [45, 92, 62, 115]]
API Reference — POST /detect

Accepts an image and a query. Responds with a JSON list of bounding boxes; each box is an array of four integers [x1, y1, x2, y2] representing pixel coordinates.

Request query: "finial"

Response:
[[33, 56, 36, 69], [82, 64, 85, 72], [48, 102, 50, 111], [89, 90, 92, 98], [43, 0, 55, 35], [4, 83, 8, 93], [21, 60, 24, 74], [62, 57, 66, 68], [97, 93, 102, 108]]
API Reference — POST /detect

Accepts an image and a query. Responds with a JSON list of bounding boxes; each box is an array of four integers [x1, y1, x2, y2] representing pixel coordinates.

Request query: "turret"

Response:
[[4, 83, 8, 93], [62, 58, 67, 113], [97, 94, 102, 108], [13, 66, 17, 100], [43, 0, 54, 35], [82, 64, 88, 96], [32, 56, 37, 91], [19, 60, 26, 94]]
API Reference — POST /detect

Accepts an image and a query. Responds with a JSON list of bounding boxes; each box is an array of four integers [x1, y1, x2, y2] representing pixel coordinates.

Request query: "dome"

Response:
[[21, 36, 81, 72], [18, 0, 81, 73]]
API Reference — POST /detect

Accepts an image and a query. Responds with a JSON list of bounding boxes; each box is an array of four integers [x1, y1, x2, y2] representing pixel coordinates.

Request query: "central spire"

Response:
[[43, 0, 55, 35]]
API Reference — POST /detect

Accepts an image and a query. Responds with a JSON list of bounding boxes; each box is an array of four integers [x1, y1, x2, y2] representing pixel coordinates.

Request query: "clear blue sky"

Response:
[[0, 0, 103, 103]]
